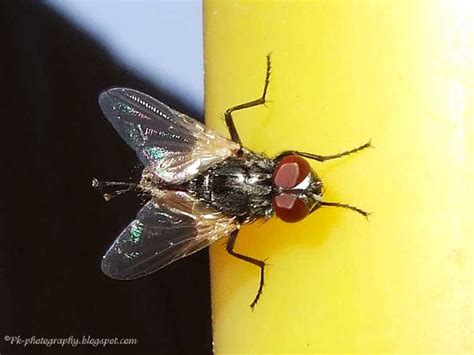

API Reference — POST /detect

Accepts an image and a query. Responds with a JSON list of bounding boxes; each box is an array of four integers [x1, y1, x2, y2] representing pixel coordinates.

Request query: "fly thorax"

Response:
[[188, 156, 275, 220]]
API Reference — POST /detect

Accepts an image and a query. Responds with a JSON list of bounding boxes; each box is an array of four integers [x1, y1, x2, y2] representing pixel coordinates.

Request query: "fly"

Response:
[[94, 54, 370, 309]]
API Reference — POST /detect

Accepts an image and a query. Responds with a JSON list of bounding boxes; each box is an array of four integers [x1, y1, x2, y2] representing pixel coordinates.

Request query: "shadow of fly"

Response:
[[94, 54, 370, 309]]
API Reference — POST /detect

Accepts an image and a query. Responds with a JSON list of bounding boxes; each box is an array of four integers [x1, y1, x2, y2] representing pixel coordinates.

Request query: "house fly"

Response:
[[94, 54, 370, 309]]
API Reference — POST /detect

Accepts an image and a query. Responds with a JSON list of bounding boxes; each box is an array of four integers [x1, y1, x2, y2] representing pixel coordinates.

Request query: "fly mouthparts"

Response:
[[92, 178, 137, 201]]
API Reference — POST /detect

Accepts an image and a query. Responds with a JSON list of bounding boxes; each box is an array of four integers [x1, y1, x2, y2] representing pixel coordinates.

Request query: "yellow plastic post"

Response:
[[204, 1, 473, 353]]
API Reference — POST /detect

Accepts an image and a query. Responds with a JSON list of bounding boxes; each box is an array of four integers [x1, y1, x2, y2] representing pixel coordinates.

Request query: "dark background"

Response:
[[0, 2, 212, 354]]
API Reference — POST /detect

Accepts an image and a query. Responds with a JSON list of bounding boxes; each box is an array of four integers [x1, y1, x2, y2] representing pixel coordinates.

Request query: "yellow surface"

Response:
[[204, 1, 473, 353]]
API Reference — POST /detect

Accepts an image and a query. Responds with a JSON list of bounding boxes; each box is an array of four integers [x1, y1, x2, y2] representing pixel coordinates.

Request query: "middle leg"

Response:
[[225, 54, 272, 146], [226, 230, 267, 309]]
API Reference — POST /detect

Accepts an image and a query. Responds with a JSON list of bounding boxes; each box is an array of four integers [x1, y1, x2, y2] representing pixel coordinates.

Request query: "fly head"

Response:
[[272, 155, 323, 223]]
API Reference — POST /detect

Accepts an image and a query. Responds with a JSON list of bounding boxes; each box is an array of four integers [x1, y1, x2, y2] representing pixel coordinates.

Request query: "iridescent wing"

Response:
[[101, 191, 239, 280], [98, 88, 240, 184]]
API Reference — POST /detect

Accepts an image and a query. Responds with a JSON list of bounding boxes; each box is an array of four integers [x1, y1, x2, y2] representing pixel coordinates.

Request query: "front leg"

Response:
[[226, 230, 267, 309], [225, 53, 272, 146], [276, 140, 372, 162]]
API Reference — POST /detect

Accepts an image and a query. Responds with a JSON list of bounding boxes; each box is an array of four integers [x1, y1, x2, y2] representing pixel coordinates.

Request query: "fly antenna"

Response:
[[92, 178, 137, 201], [319, 201, 370, 220]]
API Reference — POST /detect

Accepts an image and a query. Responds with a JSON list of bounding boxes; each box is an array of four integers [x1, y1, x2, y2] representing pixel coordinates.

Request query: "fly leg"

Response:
[[276, 140, 372, 162], [318, 201, 370, 218], [225, 53, 272, 146], [226, 230, 266, 309], [277, 141, 372, 218]]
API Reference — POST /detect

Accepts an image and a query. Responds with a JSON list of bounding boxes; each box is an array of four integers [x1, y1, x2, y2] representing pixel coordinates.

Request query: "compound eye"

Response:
[[273, 155, 311, 189], [272, 193, 310, 223]]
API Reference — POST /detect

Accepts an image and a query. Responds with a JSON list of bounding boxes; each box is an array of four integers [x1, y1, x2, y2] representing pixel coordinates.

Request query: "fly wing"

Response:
[[101, 190, 238, 280], [98, 88, 240, 184]]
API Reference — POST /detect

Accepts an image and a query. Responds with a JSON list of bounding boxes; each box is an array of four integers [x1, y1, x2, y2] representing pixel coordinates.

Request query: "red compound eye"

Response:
[[272, 193, 310, 223], [273, 155, 310, 189]]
